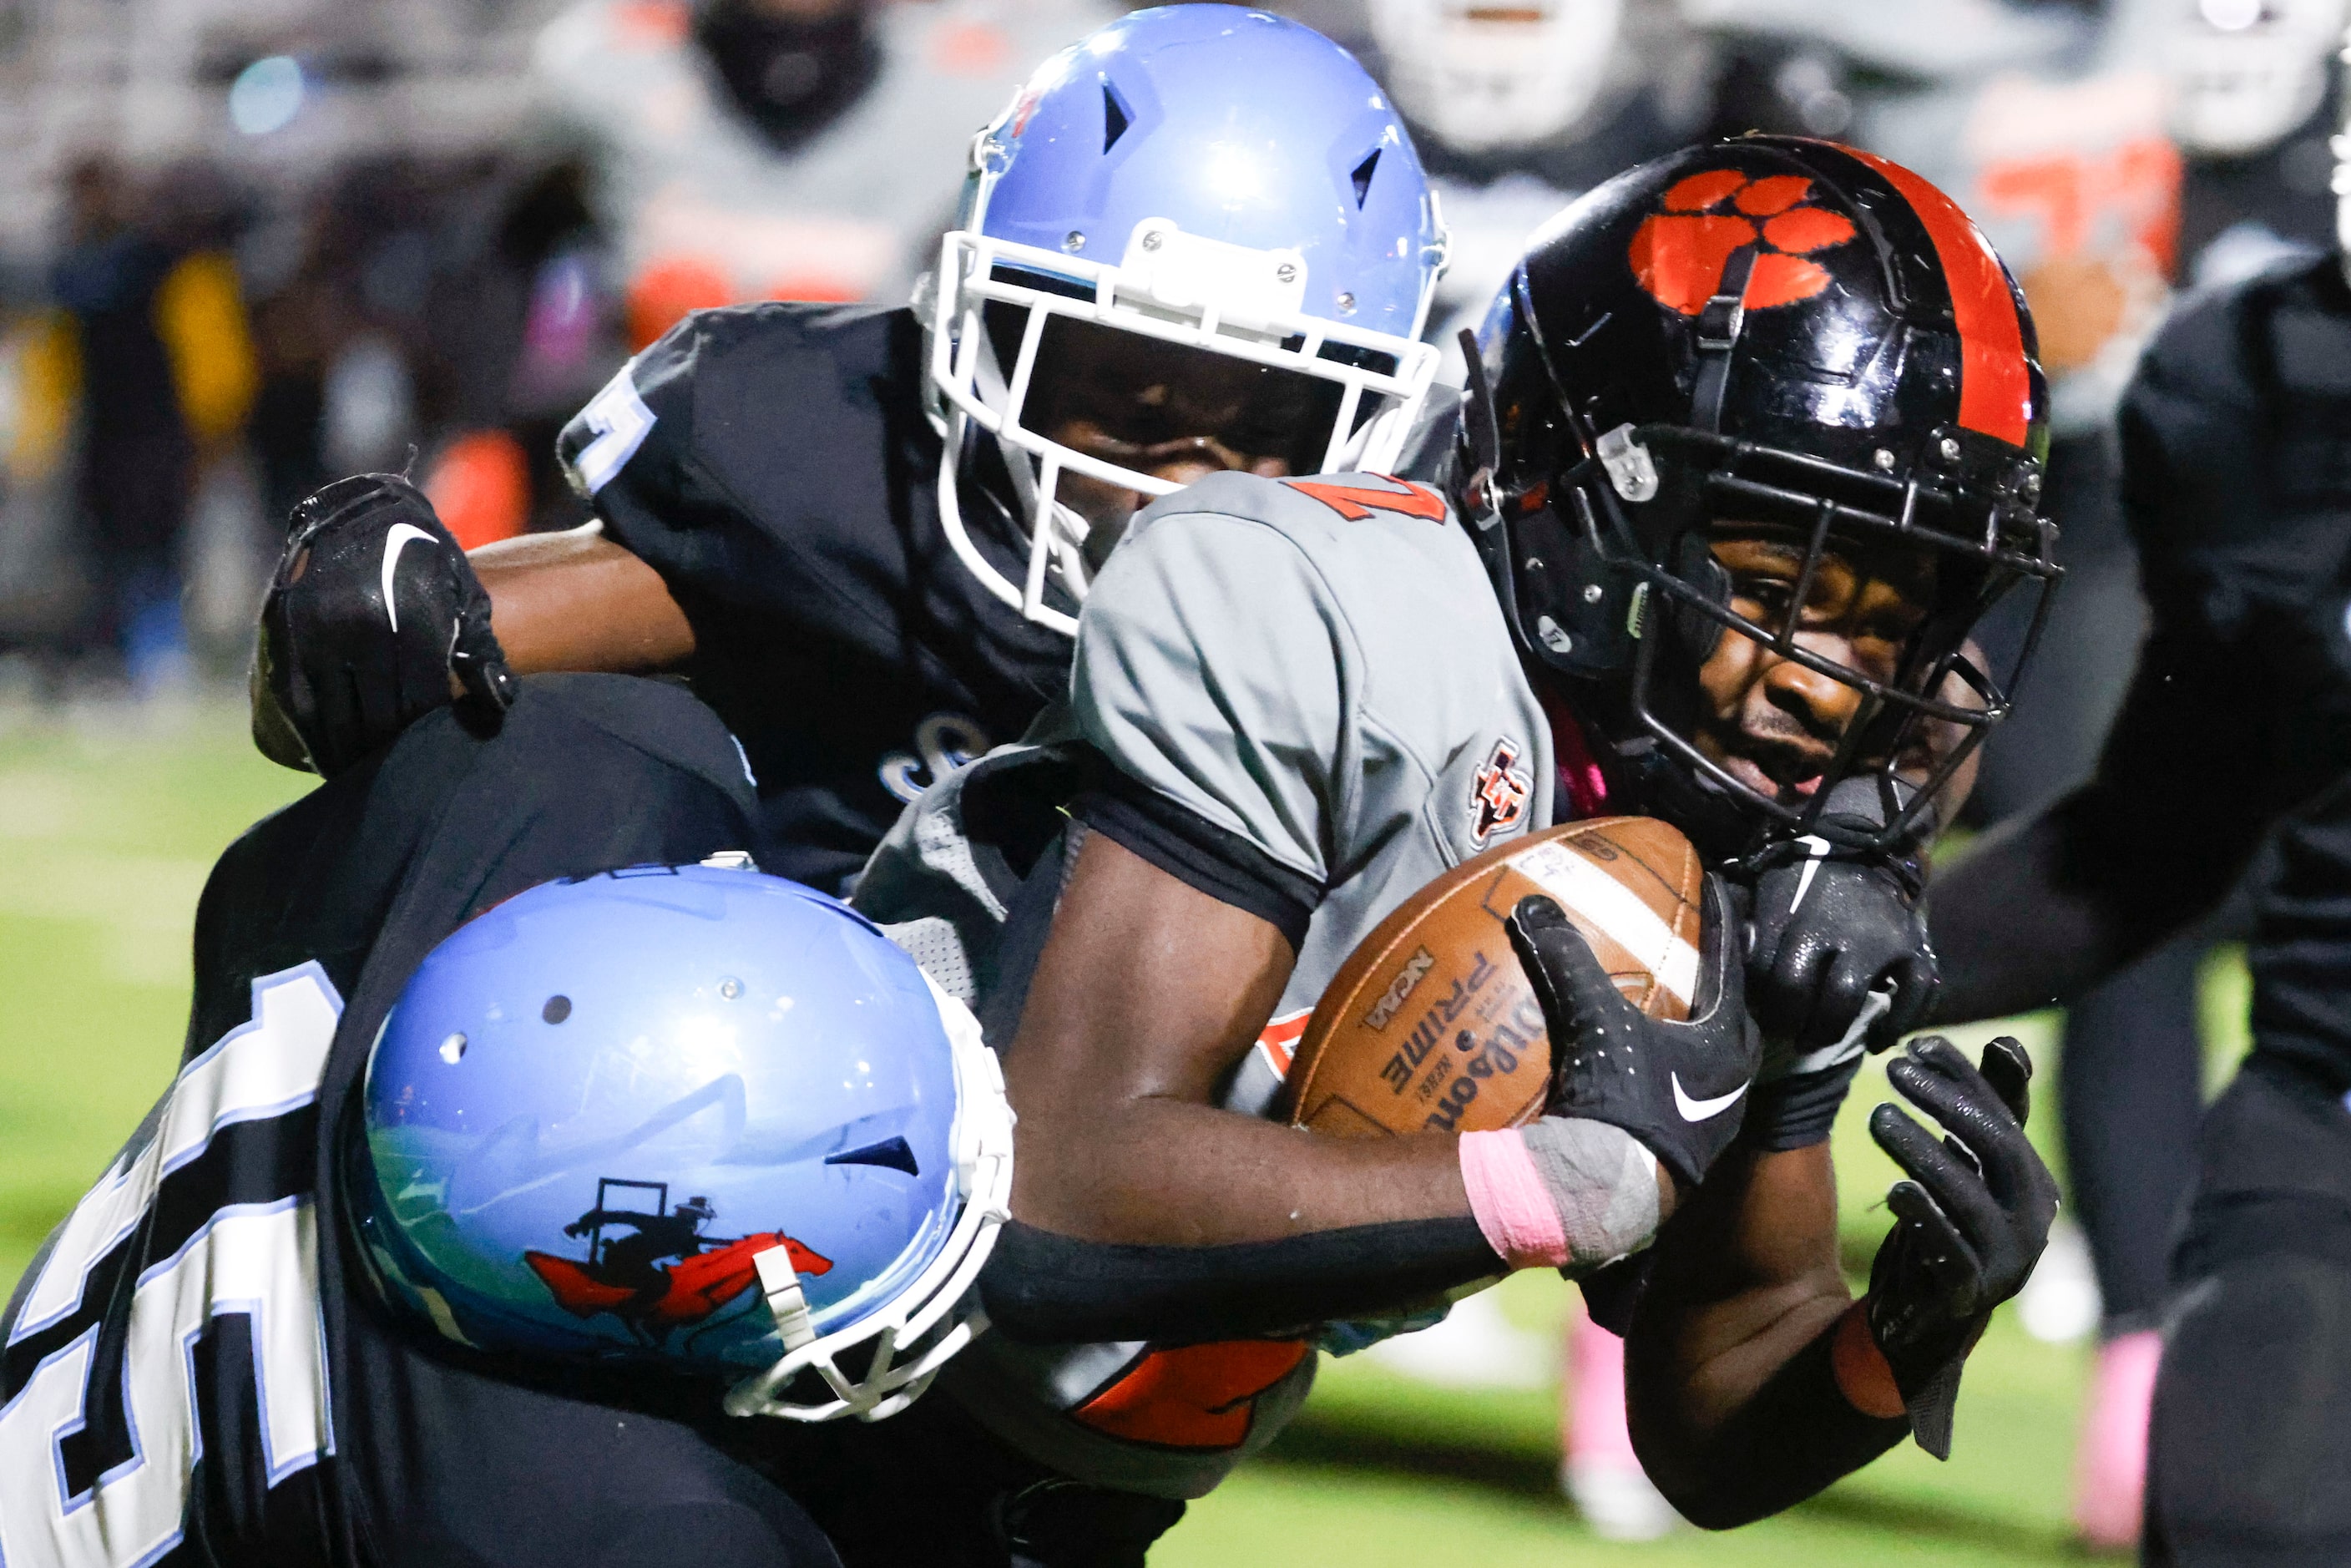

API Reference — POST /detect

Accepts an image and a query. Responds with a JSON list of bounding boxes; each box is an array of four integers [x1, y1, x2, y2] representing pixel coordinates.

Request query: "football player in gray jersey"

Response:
[[857, 139, 2065, 1518]]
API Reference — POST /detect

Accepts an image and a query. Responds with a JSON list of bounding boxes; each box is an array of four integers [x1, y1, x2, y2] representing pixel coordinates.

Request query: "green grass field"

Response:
[[0, 699, 2233, 1563]]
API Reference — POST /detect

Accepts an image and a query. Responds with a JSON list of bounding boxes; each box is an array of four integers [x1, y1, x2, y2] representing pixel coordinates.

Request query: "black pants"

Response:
[[2146, 1060, 2351, 1565], [2060, 933, 2210, 1331], [198, 675, 1180, 1568]]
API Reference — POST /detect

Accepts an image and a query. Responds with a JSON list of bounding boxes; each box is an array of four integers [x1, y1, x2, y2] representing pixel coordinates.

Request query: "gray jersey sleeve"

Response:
[[1068, 468, 1543, 914], [1070, 502, 1354, 888]]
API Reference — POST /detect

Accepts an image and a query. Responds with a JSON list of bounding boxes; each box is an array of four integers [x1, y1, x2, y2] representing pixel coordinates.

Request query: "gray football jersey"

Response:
[[856, 470, 1554, 1497]]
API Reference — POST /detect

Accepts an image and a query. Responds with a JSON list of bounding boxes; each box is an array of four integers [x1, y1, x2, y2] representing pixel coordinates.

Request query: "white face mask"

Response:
[[2338, 21, 2351, 280], [1367, 0, 1626, 154], [2168, 0, 2347, 156], [924, 215, 1443, 635]]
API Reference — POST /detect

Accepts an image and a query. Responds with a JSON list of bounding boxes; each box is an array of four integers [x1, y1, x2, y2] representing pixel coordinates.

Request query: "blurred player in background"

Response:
[[1931, 25, 2351, 1559], [46, 154, 256, 695], [1288, 0, 1713, 379], [533, 0, 1114, 356], [245, 154, 603, 553], [337, 0, 1115, 555], [2167, 0, 2344, 282]]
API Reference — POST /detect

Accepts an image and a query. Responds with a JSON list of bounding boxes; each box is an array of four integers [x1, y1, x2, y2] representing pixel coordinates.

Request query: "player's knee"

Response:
[[2151, 1253, 2351, 1561]]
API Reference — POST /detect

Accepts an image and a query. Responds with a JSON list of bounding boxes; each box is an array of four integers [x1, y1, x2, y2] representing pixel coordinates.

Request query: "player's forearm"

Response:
[[987, 1103, 1512, 1342], [468, 524, 695, 675], [1006, 832, 1480, 1243], [1625, 1144, 1898, 1524], [1928, 800, 2131, 1019], [1640, 1302, 1908, 1528], [1014, 1095, 1477, 1243], [1934, 617, 2280, 1020], [1930, 774, 2253, 1021]]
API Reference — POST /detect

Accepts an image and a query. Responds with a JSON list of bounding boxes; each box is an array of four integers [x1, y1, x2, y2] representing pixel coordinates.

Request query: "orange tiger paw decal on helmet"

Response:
[[1628, 171, 1859, 316]]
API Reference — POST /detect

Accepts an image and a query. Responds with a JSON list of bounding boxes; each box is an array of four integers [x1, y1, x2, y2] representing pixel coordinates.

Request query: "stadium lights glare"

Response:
[[230, 55, 306, 136]]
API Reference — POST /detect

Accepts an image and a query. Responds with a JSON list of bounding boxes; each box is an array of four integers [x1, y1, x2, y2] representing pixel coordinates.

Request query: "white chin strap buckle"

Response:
[[753, 1245, 817, 1354], [1597, 422, 1659, 503]]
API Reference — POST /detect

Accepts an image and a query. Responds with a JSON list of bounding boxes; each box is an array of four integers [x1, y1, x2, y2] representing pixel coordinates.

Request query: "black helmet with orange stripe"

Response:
[[1454, 136, 2060, 858]]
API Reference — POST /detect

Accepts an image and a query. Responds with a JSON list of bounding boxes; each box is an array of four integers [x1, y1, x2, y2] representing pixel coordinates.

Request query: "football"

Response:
[[1277, 817, 1704, 1139]]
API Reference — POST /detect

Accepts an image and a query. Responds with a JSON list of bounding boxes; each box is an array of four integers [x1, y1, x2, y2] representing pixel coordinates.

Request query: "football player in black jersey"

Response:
[[1929, 120, 2351, 1566], [252, 0, 1451, 900]]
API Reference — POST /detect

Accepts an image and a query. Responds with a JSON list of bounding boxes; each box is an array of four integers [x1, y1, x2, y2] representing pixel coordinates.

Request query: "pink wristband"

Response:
[[1459, 1128, 1570, 1268]]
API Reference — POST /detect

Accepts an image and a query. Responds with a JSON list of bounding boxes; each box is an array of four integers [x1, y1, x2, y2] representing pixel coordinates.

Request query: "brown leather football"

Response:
[[1277, 817, 1704, 1139]]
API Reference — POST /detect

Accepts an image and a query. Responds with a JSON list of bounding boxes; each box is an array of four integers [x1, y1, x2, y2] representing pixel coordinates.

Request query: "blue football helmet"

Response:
[[927, 3, 1450, 633], [352, 862, 1014, 1423]]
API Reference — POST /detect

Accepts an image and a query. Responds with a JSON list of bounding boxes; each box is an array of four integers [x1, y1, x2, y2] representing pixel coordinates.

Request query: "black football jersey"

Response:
[[0, 678, 837, 1568], [555, 303, 1074, 894], [2114, 253, 2351, 1089], [1939, 255, 2351, 1080]]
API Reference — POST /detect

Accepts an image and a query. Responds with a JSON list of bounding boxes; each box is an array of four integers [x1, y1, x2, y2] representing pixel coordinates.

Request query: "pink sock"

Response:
[[2074, 1328, 2161, 1549], [1565, 1305, 1640, 1469]]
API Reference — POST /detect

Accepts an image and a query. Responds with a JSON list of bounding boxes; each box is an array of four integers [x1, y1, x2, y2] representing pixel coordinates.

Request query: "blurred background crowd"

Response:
[[0, 0, 2340, 1559]]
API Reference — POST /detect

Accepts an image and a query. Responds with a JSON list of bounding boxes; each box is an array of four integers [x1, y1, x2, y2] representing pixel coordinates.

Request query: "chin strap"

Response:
[[1457, 328, 1504, 531], [1691, 247, 1757, 432], [753, 1246, 818, 1355]]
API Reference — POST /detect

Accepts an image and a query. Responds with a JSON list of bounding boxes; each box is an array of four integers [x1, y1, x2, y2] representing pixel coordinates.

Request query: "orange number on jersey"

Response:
[[1284, 478, 1447, 523], [1071, 1340, 1312, 1449]]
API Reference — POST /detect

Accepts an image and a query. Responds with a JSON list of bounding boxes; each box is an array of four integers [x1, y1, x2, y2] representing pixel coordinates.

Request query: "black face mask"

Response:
[[694, 0, 882, 153]]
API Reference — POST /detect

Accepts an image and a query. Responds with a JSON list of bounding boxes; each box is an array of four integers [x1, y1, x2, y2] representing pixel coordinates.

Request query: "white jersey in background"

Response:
[[1687, 0, 2181, 435], [532, 0, 1115, 342], [1285, 0, 1710, 377]]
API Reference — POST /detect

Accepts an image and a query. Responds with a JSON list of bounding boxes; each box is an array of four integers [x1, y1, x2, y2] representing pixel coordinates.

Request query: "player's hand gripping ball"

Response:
[[253, 473, 515, 776], [1278, 819, 1716, 1146], [1506, 878, 1761, 1191]]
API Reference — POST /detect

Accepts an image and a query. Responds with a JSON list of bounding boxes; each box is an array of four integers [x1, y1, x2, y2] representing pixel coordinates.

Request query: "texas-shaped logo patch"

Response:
[[1470, 736, 1532, 847], [1628, 170, 1858, 317]]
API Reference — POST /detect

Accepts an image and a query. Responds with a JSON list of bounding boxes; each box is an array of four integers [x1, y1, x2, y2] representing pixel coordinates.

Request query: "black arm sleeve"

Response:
[[1929, 618, 2273, 1020], [978, 1217, 1501, 1345], [1931, 267, 2351, 1022], [1742, 1055, 1866, 1153]]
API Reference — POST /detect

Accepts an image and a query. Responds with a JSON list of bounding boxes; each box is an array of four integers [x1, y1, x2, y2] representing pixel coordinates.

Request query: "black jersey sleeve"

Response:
[[1933, 257, 2351, 1022], [551, 303, 1073, 894], [557, 302, 936, 667]]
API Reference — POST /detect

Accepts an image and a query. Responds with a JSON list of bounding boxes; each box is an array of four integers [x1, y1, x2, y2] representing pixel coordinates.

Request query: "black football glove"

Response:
[[253, 473, 515, 776], [1863, 1034, 2058, 1459], [1504, 877, 1762, 1192], [1742, 778, 1939, 1056]]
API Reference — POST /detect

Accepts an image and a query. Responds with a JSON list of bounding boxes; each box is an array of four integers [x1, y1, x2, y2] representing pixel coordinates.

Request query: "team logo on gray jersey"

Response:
[[1470, 737, 1532, 847]]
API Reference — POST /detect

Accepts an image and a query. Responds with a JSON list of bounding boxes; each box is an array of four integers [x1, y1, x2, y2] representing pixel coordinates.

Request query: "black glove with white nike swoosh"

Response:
[[1863, 1034, 2058, 1458], [1506, 877, 1762, 1191], [1742, 778, 1939, 1056], [253, 473, 515, 776]]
